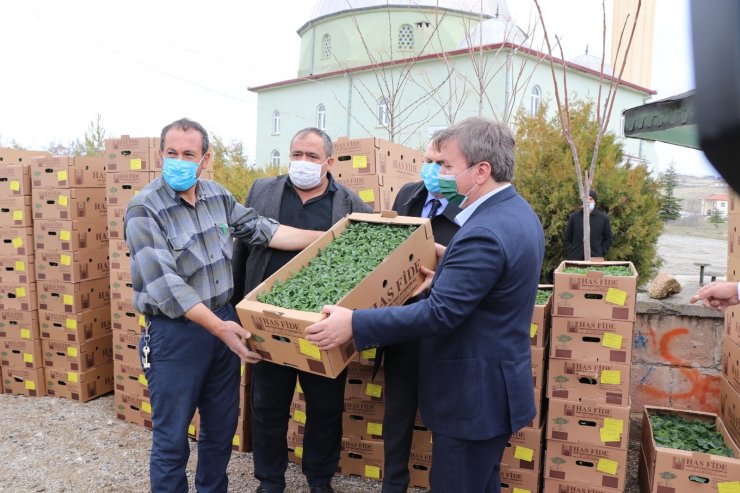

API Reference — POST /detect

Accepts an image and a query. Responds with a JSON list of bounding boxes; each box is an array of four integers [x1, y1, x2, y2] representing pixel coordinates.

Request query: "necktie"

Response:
[[427, 198, 441, 218]]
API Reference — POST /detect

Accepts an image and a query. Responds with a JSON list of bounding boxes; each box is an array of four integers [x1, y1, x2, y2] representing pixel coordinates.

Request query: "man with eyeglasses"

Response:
[[231, 127, 371, 493]]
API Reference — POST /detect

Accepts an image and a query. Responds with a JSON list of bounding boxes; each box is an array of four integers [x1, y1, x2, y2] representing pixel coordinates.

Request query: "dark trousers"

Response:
[[251, 361, 347, 492], [379, 341, 420, 493], [141, 305, 241, 493], [430, 431, 511, 493]]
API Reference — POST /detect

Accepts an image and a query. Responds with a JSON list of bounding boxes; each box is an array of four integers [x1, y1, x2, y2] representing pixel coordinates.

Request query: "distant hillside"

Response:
[[673, 174, 728, 215]]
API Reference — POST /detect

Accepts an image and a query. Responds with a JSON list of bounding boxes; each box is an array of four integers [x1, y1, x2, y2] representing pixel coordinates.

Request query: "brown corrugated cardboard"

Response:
[[1, 338, 43, 369], [356, 347, 379, 366], [104, 136, 160, 173], [232, 417, 251, 452], [236, 212, 435, 378], [0, 281, 38, 311], [0, 309, 40, 340], [32, 187, 107, 221], [529, 385, 546, 429], [501, 424, 544, 472], [547, 397, 631, 449], [39, 305, 112, 343], [0, 163, 32, 196], [408, 448, 432, 489], [722, 336, 740, 393], [41, 334, 113, 371], [500, 463, 540, 493], [109, 240, 131, 271], [0, 195, 32, 227], [114, 389, 152, 428], [641, 405, 740, 493], [0, 226, 34, 255], [45, 362, 114, 402], [110, 273, 134, 304], [724, 304, 740, 347], [553, 261, 638, 321], [287, 427, 304, 465], [37, 277, 110, 313], [33, 218, 108, 251], [111, 300, 144, 334], [107, 206, 127, 240], [113, 358, 149, 399], [35, 248, 109, 282], [0, 254, 35, 284], [333, 136, 423, 180], [2, 367, 46, 396], [106, 171, 157, 206], [0, 148, 51, 165], [32, 156, 106, 188], [343, 398, 385, 440], [550, 317, 634, 363], [338, 437, 385, 481], [720, 376, 740, 448], [410, 421, 432, 453], [532, 346, 546, 389], [112, 328, 141, 365], [333, 173, 411, 212], [531, 284, 553, 348], [547, 358, 631, 405], [543, 479, 619, 493], [344, 361, 385, 402], [544, 439, 628, 490]]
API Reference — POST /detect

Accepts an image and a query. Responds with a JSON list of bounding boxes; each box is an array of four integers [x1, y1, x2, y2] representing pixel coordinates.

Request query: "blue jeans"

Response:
[[141, 305, 241, 493]]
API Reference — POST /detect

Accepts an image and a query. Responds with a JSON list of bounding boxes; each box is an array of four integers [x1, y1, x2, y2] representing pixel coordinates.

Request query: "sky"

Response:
[[0, 0, 718, 177]]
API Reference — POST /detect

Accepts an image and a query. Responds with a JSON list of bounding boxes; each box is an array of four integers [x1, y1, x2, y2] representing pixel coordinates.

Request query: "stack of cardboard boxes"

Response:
[[31, 155, 113, 403], [0, 148, 49, 396], [544, 261, 637, 492], [722, 188, 740, 452]]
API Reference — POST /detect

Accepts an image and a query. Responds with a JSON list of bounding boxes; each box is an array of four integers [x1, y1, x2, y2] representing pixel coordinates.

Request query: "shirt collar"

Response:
[[454, 183, 511, 226]]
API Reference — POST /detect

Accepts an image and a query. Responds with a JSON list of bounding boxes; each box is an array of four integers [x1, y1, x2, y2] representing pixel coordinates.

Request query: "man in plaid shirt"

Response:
[[125, 118, 321, 493]]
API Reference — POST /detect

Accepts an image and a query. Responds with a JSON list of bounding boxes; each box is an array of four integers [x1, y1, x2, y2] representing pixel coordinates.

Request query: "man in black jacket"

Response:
[[565, 189, 614, 260], [377, 142, 460, 493]]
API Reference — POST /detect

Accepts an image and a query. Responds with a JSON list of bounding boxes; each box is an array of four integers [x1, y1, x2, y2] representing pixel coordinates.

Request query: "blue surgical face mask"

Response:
[[162, 155, 204, 192], [420, 162, 442, 195]]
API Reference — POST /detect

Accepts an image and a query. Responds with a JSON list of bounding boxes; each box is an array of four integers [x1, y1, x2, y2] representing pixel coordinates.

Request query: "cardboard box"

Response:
[[501, 424, 544, 472], [0, 163, 32, 196], [547, 358, 631, 405], [408, 448, 432, 489], [641, 405, 740, 493], [722, 336, 740, 393], [107, 206, 127, 240], [35, 248, 109, 283], [343, 399, 385, 440], [0, 338, 43, 369], [109, 241, 131, 271], [720, 376, 740, 447], [106, 171, 156, 206], [411, 421, 433, 453], [114, 389, 152, 429], [110, 272, 134, 304], [45, 362, 114, 402], [287, 427, 304, 465], [729, 224, 740, 257], [0, 309, 40, 340], [543, 479, 619, 493], [333, 173, 410, 212], [111, 300, 144, 334], [113, 358, 149, 399], [32, 187, 107, 221], [337, 437, 385, 481], [531, 284, 553, 348], [345, 362, 385, 402], [0, 254, 35, 284], [550, 317, 634, 363], [553, 261, 638, 321], [729, 188, 740, 215], [232, 417, 251, 452], [33, 218, 108, 252], [32, 156, 106, 188], [0, 226, 34, 255], [544, 439, 628, 489], [728, 254, 740, 280], [547, 397, 631, 449], [724, 304, 740, 347], [39, 305, 112, 343], [0, 195, 32, 227], [356, 347, 379, 366], [531, 346, 546, 389], [37, 277, 110, 313], [104, 136, 160, 172], [333, 136, 423, 181], [41, 334, 113, 371], [500, 463, 541, 493], [0, 281, 37, 311], [2, 367, 46, 396], [529, 385, 546, 429], [112, 328, 141, 365], [0, 148, 51, 165], [236, 212, 435, 378]]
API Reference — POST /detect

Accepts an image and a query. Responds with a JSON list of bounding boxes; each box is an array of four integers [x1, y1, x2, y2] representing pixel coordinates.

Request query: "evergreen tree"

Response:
[[707, 208, 726, 229], [659, 162, 682, 221], [514, 100, 663, 284]]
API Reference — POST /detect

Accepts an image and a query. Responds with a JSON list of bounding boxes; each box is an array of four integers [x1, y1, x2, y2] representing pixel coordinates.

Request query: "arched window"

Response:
[[270, 150, 280, 167], [529, 85, 541, 116], [316, 104, 326, 130], [398, 24, 414, 50], [377, 97, 389, 127], [321, 34, 332, 60], [272, 110, 280, 135]]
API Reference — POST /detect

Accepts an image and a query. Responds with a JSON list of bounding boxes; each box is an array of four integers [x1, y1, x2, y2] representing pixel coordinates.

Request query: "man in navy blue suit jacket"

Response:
[[306, 117, 545, 493]]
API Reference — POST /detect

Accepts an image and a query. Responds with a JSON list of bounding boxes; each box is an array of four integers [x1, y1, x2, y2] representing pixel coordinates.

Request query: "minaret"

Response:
[[611, 0, 656, 88]]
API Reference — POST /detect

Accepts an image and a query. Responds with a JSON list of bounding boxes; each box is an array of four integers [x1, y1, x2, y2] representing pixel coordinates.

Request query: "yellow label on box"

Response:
[[15, 287, 26, 297], [68, 371, 78, 383], [717, 482, 740, 493], [596, 458, 619, 475], [12, 237, 23, 248], [365, 383, 382, 398], [67, 346, 78, 357], [130, 158, 142, 170], [60, 230, 71, 241], [64, 294, 74, 305], [358, 189, 375, 202], [367, 422, 383, 436], [142, 401, 152, 414], [512, 489, 531, 493], [605, 288, 627, 306], [353, 155, 368, 169], [25, 381, 36, 391], [293, 409, 307, 424], [60, 254, 71, 266], [66, 319, 77, 330], [298, 338, 321, 360], [602, 332, 623, 349], [139, 374, 148, 386], [188, 424, 195, 436], [139, 315, 146, 327], [20, 328, 31, 339], [23, 353, 34, 363], [15, 261, 25, 271], [9, 180, 20, 191], [12, 210, 23, 221], [530, 323, 538, 338], [603, 417, 624, 434], [232, 434, 240, 446], [296, 381, 303, 394], [364, 465, 381, 479], [58, 195, 69, 207], [600, 370, 621, 385], [514, 446, 534, 462], [361, 348, 377, 359], [600, 428, 621, 443], [295, 446, 303, 459], [58, 170, 68, 182], [240, 364, 245, 377]]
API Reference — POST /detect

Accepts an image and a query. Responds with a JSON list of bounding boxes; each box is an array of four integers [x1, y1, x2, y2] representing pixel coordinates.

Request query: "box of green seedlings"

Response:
[[236, 212, 436, 378]]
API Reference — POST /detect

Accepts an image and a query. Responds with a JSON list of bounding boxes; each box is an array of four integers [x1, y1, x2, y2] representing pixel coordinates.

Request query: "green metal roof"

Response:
[[623, 90, 699, 149]]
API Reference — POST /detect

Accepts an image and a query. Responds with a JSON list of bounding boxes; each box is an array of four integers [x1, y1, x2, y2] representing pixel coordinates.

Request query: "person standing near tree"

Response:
[[565, 189, 614, 260], [230, 128, 371, 493], [125, 118, 322, 493]]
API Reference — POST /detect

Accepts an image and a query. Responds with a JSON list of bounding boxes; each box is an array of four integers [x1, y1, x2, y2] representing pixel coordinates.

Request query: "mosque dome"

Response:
[[307, 0, 510, 24], [570, 47, 613, 74], [457, 14, 527, 49]]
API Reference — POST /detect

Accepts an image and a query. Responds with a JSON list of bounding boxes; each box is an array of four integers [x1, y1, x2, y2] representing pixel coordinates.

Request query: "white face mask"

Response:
[[588, 202, 596, 212], [289, 160, 326, 190]]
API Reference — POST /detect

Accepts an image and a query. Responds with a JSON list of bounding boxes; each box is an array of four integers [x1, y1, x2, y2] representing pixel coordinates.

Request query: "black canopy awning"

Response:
[[623, 90, 699, 149]]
